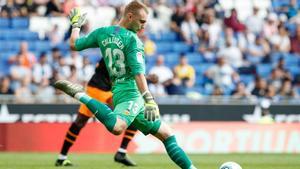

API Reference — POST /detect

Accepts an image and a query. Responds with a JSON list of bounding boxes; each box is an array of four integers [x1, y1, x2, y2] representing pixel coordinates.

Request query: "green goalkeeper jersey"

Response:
[[75, 26, 145, 104]]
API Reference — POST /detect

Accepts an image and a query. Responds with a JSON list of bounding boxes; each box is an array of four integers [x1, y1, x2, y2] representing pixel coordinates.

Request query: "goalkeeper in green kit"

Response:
[[54, 1, 197, 169]]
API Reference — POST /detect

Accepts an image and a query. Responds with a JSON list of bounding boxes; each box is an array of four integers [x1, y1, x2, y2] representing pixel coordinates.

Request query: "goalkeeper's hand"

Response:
[[143, 91, 160, 121], [69, 8, 87, 28]]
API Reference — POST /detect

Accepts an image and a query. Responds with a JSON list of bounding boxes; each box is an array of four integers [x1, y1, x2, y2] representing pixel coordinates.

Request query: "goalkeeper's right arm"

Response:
[[70, 28, 80, 51], [69, 8, 87, 50]]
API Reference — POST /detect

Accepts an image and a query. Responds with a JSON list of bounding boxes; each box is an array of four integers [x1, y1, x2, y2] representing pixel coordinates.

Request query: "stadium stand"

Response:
[[0, 0, 299, 101]]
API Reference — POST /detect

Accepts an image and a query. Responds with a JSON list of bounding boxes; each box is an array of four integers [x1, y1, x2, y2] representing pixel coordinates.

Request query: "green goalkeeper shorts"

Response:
[[113, 96, 161, 135]]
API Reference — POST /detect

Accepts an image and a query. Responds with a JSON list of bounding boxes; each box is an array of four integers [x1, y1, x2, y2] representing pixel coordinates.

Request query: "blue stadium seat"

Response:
[[146, 62, 155, 74], [240, 75, 254, 84], [296, 87, 300, 95], [194, 63, 213, 75], [164, 52, 179, 66], [1, 52, 15, 60], [0, 18, 10, 28], [28, 41, 36, 51], [0, 52, 15, 75], [165, 62, 177, 68], [87, 55, 100, 64], [3, 30, 26, 40], [0, 62, 8, 76], [156, 42, 173, 53], [271, 52, 285, 63], [11, 41, 21, 51], [286, 23, 297, 36], [172, 42, 191, 53], [22, 31, 39, 41], [284, 54, 299, 66], [186, 52, 203, 63], [0, 29, 37, 41], [160, 32, 177, 41], [0, 40, 8, 51], [287, 66, 300, 76], [195, 75, 205, 86], [34, 41, 51, 52], [247, 54, 263, 64], [80, 49, 101, 64], [257, 64, 272, 78], [148, 32, 177, 42], [272, 0, 289, 8], [0, 30, 6, 40], [12, 18, 29, 28], [145, 55, 157, 65], [55, 42, 70, 52], [0, 30, 12, 40], [223, 88, 234, 96], [272, 1, 280, 8], [0, 41, 20, 51], [148, 33, 159, 41]]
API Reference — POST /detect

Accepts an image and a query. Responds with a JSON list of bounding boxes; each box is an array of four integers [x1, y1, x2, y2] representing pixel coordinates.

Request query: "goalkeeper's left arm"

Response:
[[135, 73, 160, 121]]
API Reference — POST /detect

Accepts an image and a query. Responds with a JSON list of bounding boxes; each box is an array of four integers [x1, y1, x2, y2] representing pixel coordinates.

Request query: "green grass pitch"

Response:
[[0, 153, 299, 169]]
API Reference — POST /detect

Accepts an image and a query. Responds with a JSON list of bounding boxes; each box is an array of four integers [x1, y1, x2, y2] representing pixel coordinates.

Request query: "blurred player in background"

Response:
[[55, 58, 158, 167], [55, 1, 197, 169]]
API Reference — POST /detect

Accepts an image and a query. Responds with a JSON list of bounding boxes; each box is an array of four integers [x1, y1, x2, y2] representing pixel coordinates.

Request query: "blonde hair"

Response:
[[124, 0, 148, 16]]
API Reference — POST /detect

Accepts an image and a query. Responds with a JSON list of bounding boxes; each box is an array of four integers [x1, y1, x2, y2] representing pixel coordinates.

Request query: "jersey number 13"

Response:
[[105, 48, 126, 76]]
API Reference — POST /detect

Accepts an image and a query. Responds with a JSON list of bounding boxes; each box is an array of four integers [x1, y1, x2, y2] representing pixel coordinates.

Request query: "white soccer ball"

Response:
[[219, 161, 242, 169]]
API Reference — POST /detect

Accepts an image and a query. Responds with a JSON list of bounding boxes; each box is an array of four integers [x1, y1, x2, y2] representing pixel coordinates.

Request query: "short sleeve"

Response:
[[126, 36, 145, 75], [188, 66, 195, 79], [75, 28, 103, 51]]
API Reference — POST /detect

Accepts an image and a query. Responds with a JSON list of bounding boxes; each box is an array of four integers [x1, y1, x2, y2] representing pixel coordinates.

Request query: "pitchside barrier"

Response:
[[0, 98, 299, 153], [0, 103, 300, 123], [0, 122, 299, 153]]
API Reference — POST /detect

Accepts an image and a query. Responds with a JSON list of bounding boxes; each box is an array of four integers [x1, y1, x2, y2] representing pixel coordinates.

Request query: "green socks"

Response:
[[75, 93, 116, 132], [86, 99, 117, 132], [163, 136, 194, 169]]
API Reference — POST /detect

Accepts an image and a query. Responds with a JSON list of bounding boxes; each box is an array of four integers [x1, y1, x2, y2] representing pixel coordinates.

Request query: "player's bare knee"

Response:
[[160, 129, 173, 140], [112, 120, 127, 135], [154, 122, 174, 141], [112, 125, 126, 135]]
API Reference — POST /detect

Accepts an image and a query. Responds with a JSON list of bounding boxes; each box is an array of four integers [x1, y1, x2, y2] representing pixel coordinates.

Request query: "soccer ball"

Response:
[[219, 161, 242, 169]]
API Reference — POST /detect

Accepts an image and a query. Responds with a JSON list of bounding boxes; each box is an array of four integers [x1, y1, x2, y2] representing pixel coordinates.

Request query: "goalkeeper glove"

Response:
[[143, 91, 160, 121], [69, 8, 87, 28]]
